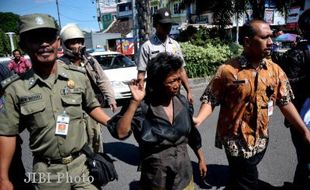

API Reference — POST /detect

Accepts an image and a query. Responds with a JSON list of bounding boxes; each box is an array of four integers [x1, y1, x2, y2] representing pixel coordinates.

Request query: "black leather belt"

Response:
[[38, 151, 82, 165]]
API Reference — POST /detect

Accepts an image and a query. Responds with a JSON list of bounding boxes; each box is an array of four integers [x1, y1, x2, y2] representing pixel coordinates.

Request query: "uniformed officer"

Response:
[[59, 23, 117, 153], [0, 14, 110, 190], [136, 7, 193, 103]]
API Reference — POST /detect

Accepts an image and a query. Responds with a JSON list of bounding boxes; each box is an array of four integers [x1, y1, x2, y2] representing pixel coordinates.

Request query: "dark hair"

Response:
[[238, 19, 268, 45], [12, 49, 21, 55], [145, 52, 183, 103]]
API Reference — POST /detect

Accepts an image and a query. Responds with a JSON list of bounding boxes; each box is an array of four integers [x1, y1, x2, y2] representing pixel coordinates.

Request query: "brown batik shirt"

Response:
[[200, 55, 294, 158]]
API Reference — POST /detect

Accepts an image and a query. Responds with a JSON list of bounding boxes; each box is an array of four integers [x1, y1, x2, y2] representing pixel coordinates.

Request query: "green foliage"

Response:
[[0, 12, 20, 33], [178, 26, 233, 44], [0, 30, 11, 57], [0, 12, 20, 56], [181, 40, 243, 78]]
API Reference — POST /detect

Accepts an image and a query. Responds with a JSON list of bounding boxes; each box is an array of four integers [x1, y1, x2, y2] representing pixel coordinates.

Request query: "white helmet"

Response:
[[60, 23, 84, 42], [60, 23, 85, 58]]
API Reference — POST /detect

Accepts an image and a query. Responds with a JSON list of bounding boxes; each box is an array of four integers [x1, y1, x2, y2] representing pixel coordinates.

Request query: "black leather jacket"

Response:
[[107, 94, 202, 159]]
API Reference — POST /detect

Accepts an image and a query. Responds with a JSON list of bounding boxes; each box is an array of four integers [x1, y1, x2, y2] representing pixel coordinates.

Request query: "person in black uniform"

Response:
[[272, 9, 310, 190]]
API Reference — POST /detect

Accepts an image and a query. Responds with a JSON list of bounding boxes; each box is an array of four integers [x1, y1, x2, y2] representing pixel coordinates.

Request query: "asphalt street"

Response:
[[20, 86, 297, 190]]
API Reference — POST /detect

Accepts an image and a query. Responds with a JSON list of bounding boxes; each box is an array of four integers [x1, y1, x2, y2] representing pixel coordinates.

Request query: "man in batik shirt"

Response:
[[194, 19, 310, 190]]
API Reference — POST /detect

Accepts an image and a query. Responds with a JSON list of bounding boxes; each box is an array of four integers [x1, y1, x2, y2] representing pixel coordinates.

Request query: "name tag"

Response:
[[20, 94, 42, 104], [233, 80, 246, 84], [55, 112, 70, 136]]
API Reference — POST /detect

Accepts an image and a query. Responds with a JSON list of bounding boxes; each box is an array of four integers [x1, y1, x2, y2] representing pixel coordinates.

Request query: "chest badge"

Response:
[[67, 79, 75, 89]]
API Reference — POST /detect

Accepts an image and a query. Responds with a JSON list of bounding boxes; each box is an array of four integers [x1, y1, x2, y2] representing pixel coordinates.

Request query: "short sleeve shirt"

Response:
[[137, 34, 185, 71], [0, 61, 100, 159], [200, 56, 294, 158]]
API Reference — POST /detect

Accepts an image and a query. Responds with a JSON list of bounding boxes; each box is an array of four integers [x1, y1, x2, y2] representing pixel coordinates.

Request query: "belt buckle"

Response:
[[62, 155, 73, 164]]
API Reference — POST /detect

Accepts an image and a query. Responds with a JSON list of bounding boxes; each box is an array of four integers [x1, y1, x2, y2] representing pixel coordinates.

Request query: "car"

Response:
[[90, 51, 137, 104], [0, 57, 11, 66]]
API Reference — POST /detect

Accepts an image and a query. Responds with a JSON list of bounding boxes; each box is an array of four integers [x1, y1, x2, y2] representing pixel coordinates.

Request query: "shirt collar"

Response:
[[239, 54, 267, 70], [149, 96, 184, 122], [27, 60, 71, 89], [153, 34, 172, 45]]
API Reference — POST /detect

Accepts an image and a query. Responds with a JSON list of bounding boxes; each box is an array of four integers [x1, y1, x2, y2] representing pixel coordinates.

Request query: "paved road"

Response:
[[21, 86, 297, 190]]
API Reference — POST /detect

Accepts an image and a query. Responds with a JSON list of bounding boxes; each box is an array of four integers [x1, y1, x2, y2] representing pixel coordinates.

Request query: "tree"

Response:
[[181, 0, 292, 40], [135, 0, 151, 46], [0, 12, 20, 56]]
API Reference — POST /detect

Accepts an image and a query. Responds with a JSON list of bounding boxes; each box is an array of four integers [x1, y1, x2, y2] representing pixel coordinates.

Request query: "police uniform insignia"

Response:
[[35, 16, 44, 25], [1, 74, 20, 90], [67, 80, 75, 89]]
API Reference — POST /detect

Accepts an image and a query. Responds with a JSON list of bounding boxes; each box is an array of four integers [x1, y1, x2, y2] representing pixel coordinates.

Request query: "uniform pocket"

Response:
[[61, 94, 83, 119], [21, 100, 47, 128]]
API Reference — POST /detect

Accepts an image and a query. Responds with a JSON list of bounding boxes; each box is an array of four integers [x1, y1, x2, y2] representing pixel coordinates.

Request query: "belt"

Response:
[[38, 151, 82, 165]]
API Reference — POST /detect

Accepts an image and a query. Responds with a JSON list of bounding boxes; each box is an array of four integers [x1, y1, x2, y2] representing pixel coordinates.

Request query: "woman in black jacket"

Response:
[[108, 52, 207, 190]]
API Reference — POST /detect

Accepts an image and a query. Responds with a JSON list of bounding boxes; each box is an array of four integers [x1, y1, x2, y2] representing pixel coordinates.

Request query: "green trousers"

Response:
[[32, 154, 98, 190]]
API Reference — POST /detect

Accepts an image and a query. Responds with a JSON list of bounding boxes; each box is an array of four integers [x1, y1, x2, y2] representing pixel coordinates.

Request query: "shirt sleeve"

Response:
[[25, 58, 32, 69], [200, 65, 225, 107], [91, 57, 116, 104], [275, 66, 294, 107], [82, 74, 101, 113], [188, 124, 202, 151], [137, 43, 149, 71], [107, 101, 145, 140], [0, 88, 20, 135]]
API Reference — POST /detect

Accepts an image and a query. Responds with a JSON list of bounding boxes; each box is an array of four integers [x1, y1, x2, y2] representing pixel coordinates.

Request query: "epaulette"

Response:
[[67, 64, 86, 74], [1, 74, 20, 90]]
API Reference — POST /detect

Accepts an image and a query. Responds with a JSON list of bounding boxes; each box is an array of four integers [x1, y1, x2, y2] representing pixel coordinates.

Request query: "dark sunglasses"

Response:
[[22, 29, 58, 44]]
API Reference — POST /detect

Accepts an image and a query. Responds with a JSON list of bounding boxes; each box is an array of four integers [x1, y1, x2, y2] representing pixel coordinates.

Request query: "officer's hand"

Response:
[[199, 159, 207, 178], [110, 103, 118, 113], [0, 179, 13, 190]]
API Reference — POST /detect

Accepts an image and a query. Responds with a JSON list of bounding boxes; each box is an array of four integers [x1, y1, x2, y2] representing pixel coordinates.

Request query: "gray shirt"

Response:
[[137, 34, 185, 71]]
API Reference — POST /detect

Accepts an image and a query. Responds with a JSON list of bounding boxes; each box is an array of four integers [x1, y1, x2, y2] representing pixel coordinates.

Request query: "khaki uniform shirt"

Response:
[[82, 56, 116, 105], [200, 56, 294, 158], [137, 34, 185, 71], [0, 61, 100, 159]]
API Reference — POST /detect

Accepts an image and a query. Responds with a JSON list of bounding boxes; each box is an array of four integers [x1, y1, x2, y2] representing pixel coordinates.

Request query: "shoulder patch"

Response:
[[1, 74, 20, 90], [67, 65, 86, 74]]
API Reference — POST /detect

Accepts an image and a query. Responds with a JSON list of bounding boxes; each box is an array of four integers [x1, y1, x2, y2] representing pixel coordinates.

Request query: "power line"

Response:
[[56, 0, 61, 28]]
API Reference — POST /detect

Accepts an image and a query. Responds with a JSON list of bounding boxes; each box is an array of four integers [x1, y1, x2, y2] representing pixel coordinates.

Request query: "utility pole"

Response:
[[56, 0, 61, 28], [5, 32, 15, 53], [132, 0, 139, 58], [96, 0, 102, 31], [236, 12, 239, 44]]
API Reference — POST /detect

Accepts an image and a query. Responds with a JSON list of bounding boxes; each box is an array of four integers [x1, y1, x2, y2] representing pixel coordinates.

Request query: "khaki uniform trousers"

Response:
[[32, 154, 97, 190]]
